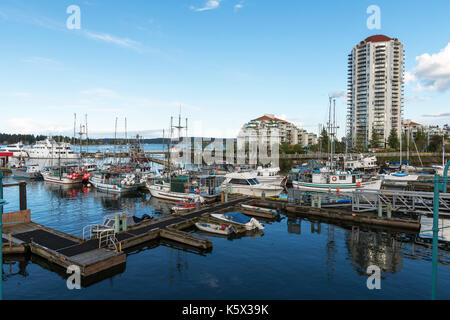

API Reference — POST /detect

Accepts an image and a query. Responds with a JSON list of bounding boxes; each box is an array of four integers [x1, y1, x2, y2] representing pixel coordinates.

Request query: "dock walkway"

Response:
[[3, 196, 251, 279]]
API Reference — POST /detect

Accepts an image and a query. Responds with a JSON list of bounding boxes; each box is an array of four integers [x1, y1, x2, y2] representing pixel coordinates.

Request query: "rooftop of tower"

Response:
[[365, 35, 393, 43]]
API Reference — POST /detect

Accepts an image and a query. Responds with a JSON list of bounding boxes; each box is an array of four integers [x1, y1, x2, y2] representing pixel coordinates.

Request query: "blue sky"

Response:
[[0, 0, 449, 139]]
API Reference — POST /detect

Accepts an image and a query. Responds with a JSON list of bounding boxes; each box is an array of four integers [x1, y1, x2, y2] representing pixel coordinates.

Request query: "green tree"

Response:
[[319, 128, 330, 153], [413, 128, 428, 152], [387, 128, 399, 150], [369, 129, 381, 149], [428, 135, 444, 152]]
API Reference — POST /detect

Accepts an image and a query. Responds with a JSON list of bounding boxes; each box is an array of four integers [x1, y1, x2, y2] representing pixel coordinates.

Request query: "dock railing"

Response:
[[98, 229, 119, 251]]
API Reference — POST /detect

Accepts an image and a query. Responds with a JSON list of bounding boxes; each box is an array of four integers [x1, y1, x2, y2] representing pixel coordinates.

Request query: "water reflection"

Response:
[[346, 227, 403, 275]]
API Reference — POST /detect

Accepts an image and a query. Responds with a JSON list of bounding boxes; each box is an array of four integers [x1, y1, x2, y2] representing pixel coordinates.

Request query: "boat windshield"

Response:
[[248, 179, 259, 185]]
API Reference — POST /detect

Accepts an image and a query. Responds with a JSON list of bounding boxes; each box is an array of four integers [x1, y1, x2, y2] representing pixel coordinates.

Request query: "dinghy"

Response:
[[195, 222, 236, 235], [172, 201, 199, 213], [210, 211, 264, 230]]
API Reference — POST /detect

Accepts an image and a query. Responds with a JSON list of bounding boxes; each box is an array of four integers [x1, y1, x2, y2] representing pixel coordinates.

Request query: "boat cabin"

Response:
[[311, 172, 363, 185]]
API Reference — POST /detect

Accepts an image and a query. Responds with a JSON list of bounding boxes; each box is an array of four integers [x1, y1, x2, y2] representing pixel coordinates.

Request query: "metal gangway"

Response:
[[352, 189, 450, 216]]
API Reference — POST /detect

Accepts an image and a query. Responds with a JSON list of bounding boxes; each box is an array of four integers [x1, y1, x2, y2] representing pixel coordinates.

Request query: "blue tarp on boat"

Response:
[[223, 212, 251, 224]]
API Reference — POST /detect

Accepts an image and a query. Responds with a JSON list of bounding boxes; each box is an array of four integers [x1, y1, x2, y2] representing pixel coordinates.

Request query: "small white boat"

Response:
[[379, 172, 419, 182], [195, 222, 236, 235], [171, 201, 199, 213], [210, 212, 264, 230], [240, 204, 278, 215]]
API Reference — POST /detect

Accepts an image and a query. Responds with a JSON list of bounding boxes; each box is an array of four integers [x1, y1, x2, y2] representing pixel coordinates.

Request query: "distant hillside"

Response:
[[1, 133, 236, 145]]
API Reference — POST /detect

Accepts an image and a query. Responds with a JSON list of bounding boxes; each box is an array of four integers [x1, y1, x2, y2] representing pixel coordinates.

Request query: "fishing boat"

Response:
[[195, 222, 236, 235], [221, 172, 284, 197], [89, 169, 145, 194], [146, 177, 206, 203], [292, 170, 382, 193], [210, 211, 264, 230], [41, 164, 84, 184], [129, 135, 149, 163], [11, 164, 42, 179]]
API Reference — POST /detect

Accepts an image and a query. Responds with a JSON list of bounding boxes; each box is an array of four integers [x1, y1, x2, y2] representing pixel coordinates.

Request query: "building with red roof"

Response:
[[347, 35, 404, 148]]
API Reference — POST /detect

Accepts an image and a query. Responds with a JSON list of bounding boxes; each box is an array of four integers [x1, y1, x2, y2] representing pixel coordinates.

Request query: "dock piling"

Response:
[[115, 213, 120, 233], [122, 213, 127, 231], [19, 182, 27, 211], [387, 204, 392, 219], [378, 201, 382, 218]]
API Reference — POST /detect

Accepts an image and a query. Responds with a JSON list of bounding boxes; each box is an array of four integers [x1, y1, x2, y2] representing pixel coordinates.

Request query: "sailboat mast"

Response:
[[73, 113, 76, 146], [114, 117, 118, 164], [400, 125, 402, 166], [85, 114, 88, 156], [407, 124, 410, 163], [443, 134, 445, 167]]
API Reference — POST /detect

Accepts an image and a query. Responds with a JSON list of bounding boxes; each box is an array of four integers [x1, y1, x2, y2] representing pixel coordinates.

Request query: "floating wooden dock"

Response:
[[2, 196, 251, 284], [249, 198, 420, 231], [4, 221, 126, 277]]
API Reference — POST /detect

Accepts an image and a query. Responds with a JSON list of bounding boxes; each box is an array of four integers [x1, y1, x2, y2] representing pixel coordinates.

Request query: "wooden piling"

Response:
[[19, 182, 27, 211]]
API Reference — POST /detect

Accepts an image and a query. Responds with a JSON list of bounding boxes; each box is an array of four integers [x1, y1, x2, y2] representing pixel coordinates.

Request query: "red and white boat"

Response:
[[171, 201, 199, 213]]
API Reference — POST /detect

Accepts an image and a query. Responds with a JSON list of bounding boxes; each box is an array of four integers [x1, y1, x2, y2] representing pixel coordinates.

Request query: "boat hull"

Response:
[[89, 178, 139, 194], [210, 213, 263, 231], [255, 176, 285, 186], [147, 184, 205, 203], [42, 174, 83, 185], [292, 179, 382, 193], [226, 185, 283, 197], [195, 222, 232, 235]]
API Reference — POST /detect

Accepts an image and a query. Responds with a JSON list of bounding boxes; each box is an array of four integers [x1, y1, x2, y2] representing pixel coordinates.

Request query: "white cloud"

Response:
[[7, 118, 72, 134], [407, 43, 450, 92], [23, 56, 62, 66], [405, 96, 431, 103], [329, 90, 347, 103], [191, 0, 221, 12], [422, 112, 450, 118], [234, 3, 243, 10], [84, 31, 142, 51]]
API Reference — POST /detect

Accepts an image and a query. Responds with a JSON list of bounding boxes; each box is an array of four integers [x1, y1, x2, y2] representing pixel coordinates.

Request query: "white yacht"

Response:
[[344, 154, 377, 171], [25, 138, 80, 159], [222, 172, 284, 197], [252, 166, 286, 186], [0, 142, 29, 158]]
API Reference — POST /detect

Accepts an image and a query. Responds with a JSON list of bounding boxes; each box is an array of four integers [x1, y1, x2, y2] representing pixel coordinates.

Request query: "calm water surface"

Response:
[[2, 175, 450, 300]]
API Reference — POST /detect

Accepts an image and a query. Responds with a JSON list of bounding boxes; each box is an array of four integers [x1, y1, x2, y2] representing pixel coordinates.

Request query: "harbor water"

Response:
[[2, 176, 450, 299]]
